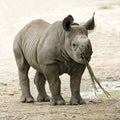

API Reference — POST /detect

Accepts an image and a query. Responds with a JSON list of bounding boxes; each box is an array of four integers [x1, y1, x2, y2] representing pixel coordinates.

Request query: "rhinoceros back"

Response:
[[14, 19, 50, 70]]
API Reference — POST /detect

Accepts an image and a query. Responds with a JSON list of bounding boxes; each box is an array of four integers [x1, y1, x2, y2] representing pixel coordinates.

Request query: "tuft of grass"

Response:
[[0, 82, 7, 86], [98, 90, 120, 99], [3, 91, 17, 96], [6, 93, 15, 96], [99, 6, 112, 10]]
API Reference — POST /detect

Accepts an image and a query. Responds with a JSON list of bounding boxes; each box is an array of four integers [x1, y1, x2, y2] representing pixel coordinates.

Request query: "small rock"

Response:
[[72, 116, 76, 118]]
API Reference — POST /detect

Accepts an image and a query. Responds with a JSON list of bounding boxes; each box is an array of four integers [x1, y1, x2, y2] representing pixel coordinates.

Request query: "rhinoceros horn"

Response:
[[84, 12, 95, 30]]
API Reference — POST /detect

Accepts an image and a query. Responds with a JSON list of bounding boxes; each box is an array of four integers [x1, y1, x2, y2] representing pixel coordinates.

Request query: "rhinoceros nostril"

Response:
[[87, 45, 90, 50], [86, 57, 91, 61], [80, 52, 84, 56]]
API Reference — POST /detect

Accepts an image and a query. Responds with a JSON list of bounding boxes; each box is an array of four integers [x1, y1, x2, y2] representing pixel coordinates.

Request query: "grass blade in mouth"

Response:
[[82, 55, 110, 97], [82, 56, 97, 91], [79, 47, 110, 97]]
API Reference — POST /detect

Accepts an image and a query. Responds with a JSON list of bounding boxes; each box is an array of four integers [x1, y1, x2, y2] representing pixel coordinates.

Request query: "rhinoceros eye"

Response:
[[73, 43, 76, 47], [72, 42, 78, 50]]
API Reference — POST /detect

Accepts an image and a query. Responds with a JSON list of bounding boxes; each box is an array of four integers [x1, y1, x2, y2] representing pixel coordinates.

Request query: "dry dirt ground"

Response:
[[0, 0, 120, 120]]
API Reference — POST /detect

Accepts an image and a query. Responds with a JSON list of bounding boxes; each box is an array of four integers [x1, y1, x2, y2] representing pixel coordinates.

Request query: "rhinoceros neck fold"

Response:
[[56, 24, 71, 62]]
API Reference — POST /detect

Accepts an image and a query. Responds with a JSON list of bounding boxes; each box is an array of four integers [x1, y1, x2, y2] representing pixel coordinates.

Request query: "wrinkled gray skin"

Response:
[[13, 14, 95, 105]]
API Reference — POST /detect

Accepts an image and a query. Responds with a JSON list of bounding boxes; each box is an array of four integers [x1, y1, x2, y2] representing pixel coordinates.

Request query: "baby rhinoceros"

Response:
[[13, 14, 95, 105]]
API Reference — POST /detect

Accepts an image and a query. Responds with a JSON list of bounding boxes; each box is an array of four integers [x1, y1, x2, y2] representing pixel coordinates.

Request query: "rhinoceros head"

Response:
[[63, 13, 95, 64]]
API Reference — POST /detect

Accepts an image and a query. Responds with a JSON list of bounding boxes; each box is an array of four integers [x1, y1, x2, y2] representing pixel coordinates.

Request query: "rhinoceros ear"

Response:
[[63, 15, 74, 31], [84, 13, 95, 30]]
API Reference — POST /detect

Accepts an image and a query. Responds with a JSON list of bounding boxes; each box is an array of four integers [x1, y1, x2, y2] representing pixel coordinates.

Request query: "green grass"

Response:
[[82, 55, 110, 97], [99, 6, 112, 10], [98, 90, 120, 99], [0, 82, 7, 86]]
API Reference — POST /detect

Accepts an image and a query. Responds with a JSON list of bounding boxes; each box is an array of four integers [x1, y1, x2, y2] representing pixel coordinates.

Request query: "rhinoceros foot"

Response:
[[20, 95, 34, 103], [79, 98, 86, 105], [69, 96, 86, 105], [50, 95, 65, 105], [37, 94, 50, 102]]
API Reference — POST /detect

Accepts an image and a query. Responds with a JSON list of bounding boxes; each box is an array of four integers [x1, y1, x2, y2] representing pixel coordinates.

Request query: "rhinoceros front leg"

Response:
[[43, 65, 65, 105], [70, 64, 86, 105], [34, 71, 50, 102]]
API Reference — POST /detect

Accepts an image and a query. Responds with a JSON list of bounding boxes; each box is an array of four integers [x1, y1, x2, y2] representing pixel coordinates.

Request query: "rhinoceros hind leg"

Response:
[[13, 45, 34, 103], [34, 71, 50, 102]]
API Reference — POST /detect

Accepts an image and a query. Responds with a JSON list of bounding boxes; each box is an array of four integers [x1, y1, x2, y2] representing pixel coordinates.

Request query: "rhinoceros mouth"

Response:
[[79, 47, 91, 62], [81, 56, 91, 62], [85, 57, 91, 62], [76, 55, 90, 64]]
